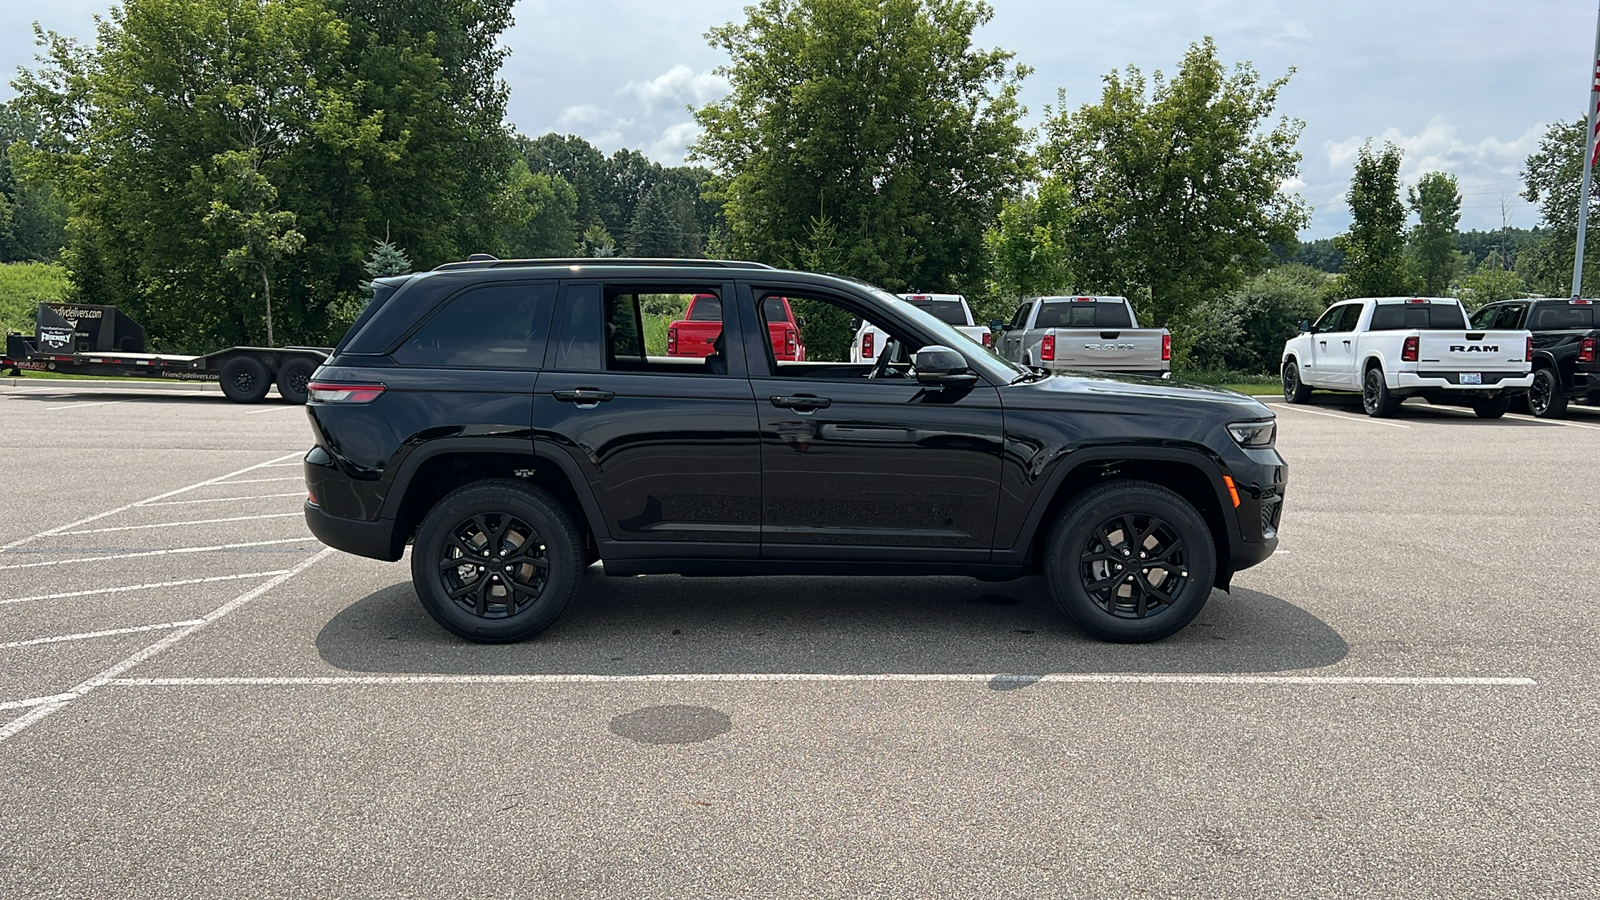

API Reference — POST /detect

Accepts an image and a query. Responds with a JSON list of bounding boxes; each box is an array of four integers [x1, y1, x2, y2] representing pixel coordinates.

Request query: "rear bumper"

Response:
[[304, 501, 404, 561], [1397, 372, 1533, 392]]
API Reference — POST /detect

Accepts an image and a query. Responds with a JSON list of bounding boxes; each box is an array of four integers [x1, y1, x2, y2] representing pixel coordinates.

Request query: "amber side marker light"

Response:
[[1222, 475, 1241, 508]]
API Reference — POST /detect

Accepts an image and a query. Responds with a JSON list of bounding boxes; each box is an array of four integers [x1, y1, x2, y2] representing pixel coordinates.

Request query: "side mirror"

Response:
[[989, 318, 1006, 333], [796, 315, 807, 329], [914, 345, 979, 385], [1297, 319, 1311, 334]]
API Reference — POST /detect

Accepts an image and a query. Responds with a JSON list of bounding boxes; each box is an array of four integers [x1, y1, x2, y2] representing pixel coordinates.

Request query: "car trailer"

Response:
[[2, 302, 328, 404]]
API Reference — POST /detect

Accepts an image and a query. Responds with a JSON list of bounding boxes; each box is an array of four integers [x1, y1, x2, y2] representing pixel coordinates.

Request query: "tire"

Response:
[[1472, 395, 1510, 419], [1527, 368, 1568, 418], [1043, 480, 1217, 643], [1361, 366, 1400, 418], [275, 358, 317, 405], [1282, 359, 1310, 403], [411, 479, 583, 643], [219, 356, 271, 404]]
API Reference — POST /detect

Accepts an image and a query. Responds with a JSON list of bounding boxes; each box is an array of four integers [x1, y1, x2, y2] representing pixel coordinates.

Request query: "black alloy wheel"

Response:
[[219, 356, 270, 403], [276, 358, 317, 405], [1528, 368, 1568, 418], [1044, 480, 1216, 642], [1282, 360, 1310, 403], [411, 479, 582, 642], [1362, 366, 1399, 417]]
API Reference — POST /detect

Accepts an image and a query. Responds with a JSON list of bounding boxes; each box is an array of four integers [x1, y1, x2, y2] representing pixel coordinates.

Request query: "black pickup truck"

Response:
[[303, 258, 1286, 643], [1470, 298, 1600, 417]]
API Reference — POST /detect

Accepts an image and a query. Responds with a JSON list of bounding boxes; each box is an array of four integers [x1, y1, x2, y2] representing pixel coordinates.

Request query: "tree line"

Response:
[[2, 0, 1595, 374]]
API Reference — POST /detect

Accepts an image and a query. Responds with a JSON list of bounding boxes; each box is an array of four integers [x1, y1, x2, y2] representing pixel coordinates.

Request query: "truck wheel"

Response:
[[1472, 395, 1510, 419], [1362, 366, 1400, 417], [220, 357, 271, 404], [1043, 480, 1216, 643], [1527, 369, 1568, 418], [276, 359, 317, 405], [1282, 360, 1310, 403], [411, 479, 583, 643]]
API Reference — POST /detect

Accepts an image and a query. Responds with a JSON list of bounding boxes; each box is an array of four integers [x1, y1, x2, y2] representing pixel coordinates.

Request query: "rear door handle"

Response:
[[552, 388, 615, 407], [770, 395, 832, 412]]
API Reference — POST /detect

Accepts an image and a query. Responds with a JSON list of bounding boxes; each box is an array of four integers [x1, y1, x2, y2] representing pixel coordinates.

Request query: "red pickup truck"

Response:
[[667, 294, 806, 361]]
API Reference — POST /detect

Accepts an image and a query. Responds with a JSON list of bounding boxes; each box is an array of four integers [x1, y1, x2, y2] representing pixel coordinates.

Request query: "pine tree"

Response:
[[363, 239, 412, 285]]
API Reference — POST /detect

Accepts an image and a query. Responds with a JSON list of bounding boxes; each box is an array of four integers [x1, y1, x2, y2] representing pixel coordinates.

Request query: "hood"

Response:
[[1003, 369, 1274, 419]]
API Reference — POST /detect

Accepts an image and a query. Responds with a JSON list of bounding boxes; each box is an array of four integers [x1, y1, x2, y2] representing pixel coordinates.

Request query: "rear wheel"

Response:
[[1043, 480, 1216, 643], [219, 357, 270, 404], [1527, 368, 1568, 418], [1282, 359, 1310, 403], [1472, 395, 1510, 419], [411, 479, 583, 643], [276, 358, 317, 405], [1362, 366, 1400, 417]]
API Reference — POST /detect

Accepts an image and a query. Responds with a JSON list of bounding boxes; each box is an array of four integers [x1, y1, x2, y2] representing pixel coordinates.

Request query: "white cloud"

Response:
[[621, 65, 730, 111], [647, 121, 705, 166]]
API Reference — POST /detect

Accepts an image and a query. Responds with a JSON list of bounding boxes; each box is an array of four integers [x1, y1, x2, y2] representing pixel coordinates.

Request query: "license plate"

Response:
[[1459, 372, 1481, 385]]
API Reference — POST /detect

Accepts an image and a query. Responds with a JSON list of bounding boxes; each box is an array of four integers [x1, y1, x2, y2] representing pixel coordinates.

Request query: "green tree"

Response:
[[1520, 118, 1598, 296], [363, 239, 412, 282], [692, 0, 1029, 292], [1185, 263, 1328, 374], [1334, 142, 1414, 297], [502, 164, 579, 258], [1407, 171, 1462, 295], [1037, 37, 1307, 327], [15, 0, 525, 349], [1457, 250, 1525, 310], [582, 224, 617, 257], [0, 98, 70, 262], [982, 182, 1073, 313], [624, 180, 703, 257]]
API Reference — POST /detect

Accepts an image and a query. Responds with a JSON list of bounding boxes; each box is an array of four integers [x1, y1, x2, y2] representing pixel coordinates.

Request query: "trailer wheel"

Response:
[[276, 359, 317, 405], [220, 357, 270, 404]]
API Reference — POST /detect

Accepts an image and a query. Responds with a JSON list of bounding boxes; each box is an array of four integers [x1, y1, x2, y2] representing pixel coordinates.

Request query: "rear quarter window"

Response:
[[1532, 304, 1596, 329], [1368, 302, 1468, 331], [1034, 301, 1132, 329], [393, 283, 556, 369]]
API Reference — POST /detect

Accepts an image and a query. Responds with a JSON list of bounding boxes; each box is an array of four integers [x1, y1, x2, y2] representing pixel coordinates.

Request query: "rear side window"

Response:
[[1034, 300, 1132, 329], [688, 295, 723, 321], [1369, 302, 1468, 331], [1532, 304, 1596, 329], [394, 283, 555, 368]]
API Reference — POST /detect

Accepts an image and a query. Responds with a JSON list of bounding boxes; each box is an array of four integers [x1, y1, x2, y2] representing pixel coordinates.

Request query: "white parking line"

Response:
[[138, 492, 305, 507], [245, 405, 299, 415], [0, 549, 333, 744], [57, 512, 303, 536], [104, 673, 1537, 687], [1505, 413, 1600, 430], [1, 570, 292, 605], [214, 476, 302, 485], [1269, 404, 1410, 428], [0, 538, 313, 571], [0, 620, 206, 650], [0, 452, 301, 553], [0, 693, 80, 712], [45, 399, 133, 411]]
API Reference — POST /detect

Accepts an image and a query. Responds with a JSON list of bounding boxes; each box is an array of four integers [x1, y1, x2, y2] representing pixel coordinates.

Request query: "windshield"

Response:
[[871, 290, 1027, 382]]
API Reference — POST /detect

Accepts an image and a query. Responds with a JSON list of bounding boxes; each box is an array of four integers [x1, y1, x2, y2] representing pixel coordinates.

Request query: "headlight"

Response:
[[1227, 420, 1276, 448]]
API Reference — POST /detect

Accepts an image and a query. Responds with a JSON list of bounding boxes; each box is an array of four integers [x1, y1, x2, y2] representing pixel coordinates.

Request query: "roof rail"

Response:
[[432, 257, 777, 272]]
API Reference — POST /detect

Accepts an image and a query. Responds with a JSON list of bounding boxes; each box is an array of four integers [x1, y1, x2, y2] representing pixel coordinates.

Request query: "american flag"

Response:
[[1592, 55, 1600, 167]]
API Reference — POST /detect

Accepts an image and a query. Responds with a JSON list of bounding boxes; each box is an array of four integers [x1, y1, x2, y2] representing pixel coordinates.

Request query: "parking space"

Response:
[[1, 381, 1595, 897]]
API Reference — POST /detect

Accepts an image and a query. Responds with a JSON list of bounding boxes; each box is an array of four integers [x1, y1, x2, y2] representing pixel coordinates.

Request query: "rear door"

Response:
[[534, 279, 763, 551], [1002, 301, 1034, 360]]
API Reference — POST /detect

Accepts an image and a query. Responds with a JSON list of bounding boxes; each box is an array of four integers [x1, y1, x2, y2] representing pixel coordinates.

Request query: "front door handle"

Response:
[[1318, 339, 1327, 346], [552, 388, 616, 408], [770, 395, 832, 413]]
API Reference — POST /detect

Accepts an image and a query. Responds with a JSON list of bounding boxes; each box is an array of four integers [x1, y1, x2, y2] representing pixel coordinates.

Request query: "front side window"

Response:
[[1311, 304, 1354, 333], [394, 283, 555, 368]]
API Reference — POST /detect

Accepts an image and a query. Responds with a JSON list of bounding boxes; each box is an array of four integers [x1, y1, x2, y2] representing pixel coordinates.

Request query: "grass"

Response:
[[0, 262, 71, 336], [1171, 367, 1282, 396]]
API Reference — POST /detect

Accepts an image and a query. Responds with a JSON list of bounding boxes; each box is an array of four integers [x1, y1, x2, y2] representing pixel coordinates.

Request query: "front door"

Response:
[[738, 283, 1005, 558], [1307, 302, 1361, 387]]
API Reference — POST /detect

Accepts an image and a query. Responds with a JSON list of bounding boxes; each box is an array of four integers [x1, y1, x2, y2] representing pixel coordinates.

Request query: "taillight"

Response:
[[1161, 333, 1172, 361], [1402, 336, 1419, 362], [667, 325, 678, 355], [1041, 333, 1055, 361], [981, 332, 992, 348], [1526, 336, 1533, 363], [862, 332, 875, 358], [786, 330, 797, 358], [1579, 337, 1596, 363], [306, 381, 385, 403]]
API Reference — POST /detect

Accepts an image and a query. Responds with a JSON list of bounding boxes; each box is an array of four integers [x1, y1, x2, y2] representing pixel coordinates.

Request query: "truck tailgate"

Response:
[[1416, 330, 1529, 375], [1050, 328, 1168, 371]]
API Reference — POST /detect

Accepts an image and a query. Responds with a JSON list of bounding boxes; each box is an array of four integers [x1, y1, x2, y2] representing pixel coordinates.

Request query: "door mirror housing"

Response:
[[914, 345, 979, 385], [989, 318, 1006, 334], [1297, 319, 1311, 334]]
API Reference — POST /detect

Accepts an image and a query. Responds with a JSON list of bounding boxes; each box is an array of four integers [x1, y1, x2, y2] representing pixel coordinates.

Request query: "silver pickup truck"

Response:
[[995, 295, 1171, 377]]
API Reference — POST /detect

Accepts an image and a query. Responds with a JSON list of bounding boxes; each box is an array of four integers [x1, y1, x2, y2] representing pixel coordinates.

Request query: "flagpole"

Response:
[[1574, 1, 1600, 299]]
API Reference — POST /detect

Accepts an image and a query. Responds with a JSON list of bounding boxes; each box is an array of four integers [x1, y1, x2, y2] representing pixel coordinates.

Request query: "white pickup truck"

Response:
[[1281, 297, 1533, 418], [995, 295, 1171, 377], [852, 293, 990, 362]]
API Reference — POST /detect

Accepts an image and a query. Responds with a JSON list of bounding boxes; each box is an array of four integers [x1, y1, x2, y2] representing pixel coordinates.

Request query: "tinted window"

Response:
[[1010, 303, 1033, 329], [1369, 302, 1468, 331], [904, 297, 968, 325], [1034, 300, 1132, 328], [394, 284, 555, 368], [688, 295, 722, 321], [762, 296, 790, 322], [551, 284, 603, 370], [1469, 305, 1501, 330], [1532, 304, 1596, 329]]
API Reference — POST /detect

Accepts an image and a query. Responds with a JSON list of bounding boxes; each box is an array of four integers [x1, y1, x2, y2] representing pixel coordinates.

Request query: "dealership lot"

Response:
[[0, 380, 1595, 898]]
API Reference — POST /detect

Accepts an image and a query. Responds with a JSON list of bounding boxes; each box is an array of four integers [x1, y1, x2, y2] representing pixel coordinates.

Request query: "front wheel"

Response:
[[1282, 359, 1310, 403], [1362, 366, 1400, 417], [411, 479, 583, 643], [1527, 368, 1568, 418], [1043, 480, 1217, 643]]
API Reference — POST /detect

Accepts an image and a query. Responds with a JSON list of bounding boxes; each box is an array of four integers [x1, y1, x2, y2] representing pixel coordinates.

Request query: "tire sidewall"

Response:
[[220, 357, 270, 403], [1530, 369, 1565, 418], [1044, 481, 1217, 643], [276, 359, 316, 405], [411, 480, 581, 643]]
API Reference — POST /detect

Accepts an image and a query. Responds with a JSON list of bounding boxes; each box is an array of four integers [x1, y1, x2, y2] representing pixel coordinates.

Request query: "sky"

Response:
[[1, 0, 1593, 239]]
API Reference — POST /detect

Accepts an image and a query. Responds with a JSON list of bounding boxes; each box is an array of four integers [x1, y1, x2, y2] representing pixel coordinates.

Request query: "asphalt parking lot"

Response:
[[1, 379, 1596, 898]]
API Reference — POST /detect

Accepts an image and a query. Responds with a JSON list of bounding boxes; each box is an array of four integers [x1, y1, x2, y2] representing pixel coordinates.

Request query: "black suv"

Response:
[[303, 259, 1286, 643]]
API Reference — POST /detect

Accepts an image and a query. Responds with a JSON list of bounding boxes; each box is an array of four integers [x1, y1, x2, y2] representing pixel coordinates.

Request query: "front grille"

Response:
[[1259, 493, 1281, 538]]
